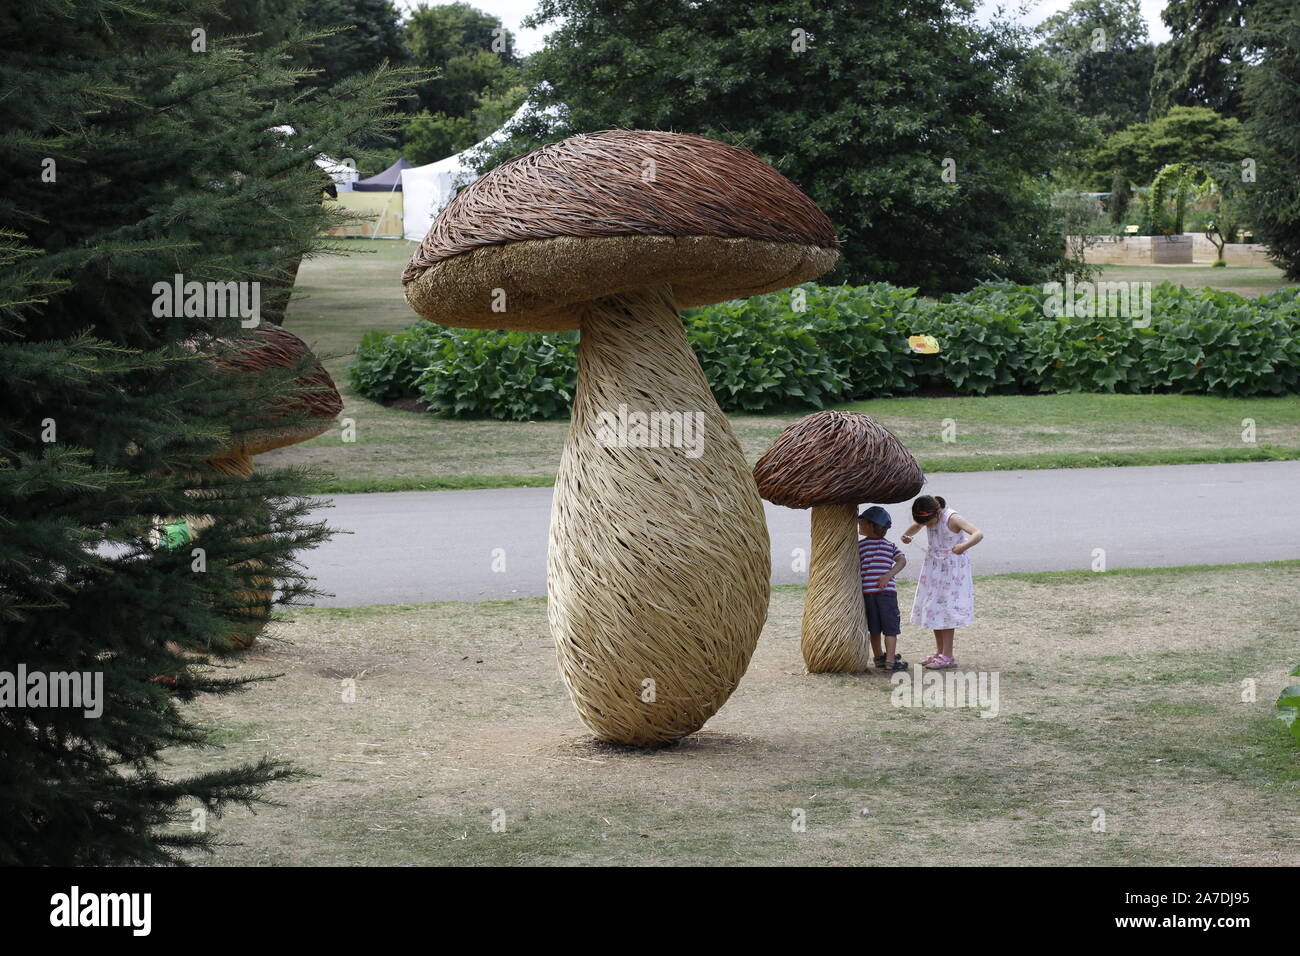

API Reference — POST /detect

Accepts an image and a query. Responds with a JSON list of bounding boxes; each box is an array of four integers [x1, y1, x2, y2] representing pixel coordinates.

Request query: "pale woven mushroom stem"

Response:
[[801, 503, 871, 673], [548, 283, 770, 745], [193, 452, 272, 648]]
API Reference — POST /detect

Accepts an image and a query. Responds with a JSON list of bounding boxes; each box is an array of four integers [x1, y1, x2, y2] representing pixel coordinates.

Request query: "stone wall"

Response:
[[1071, 234, 1274, 267]]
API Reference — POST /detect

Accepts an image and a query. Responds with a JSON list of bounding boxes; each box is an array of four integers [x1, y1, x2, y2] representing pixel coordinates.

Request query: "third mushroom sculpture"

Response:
[[179, 326, 342, 648], [402, 130, 839, 744], [754, 411, 924, 673]]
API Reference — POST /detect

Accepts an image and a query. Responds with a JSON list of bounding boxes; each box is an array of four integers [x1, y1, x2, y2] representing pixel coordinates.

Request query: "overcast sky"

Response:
[[991, 0, 1171, 42], [394, 0, 1172, 55]]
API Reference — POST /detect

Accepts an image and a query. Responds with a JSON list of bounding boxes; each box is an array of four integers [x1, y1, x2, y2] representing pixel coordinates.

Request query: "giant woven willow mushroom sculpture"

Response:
[[192, 325, 342, 647], [753, 411, 924, 673], [402, 129, 839, 745]]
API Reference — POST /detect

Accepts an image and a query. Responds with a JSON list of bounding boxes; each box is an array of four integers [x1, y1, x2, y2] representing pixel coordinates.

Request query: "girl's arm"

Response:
[[949, 513, 983, 555], [899, 522, 922, 544]]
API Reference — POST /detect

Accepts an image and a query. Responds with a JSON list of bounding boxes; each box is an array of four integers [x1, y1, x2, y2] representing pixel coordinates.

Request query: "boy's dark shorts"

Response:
[[863, 590, 901, 636]]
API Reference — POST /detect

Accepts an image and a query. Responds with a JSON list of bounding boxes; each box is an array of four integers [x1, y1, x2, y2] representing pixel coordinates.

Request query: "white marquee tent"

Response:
[[399, 159, 466, 242], [269, 125, 360, 191], [401, 102, 562, 242]]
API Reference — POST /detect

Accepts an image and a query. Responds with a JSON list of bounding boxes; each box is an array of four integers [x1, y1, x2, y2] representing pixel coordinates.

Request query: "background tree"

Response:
[[1150, 0, 1256, 118], [213, 0, 307, 50], [401, 110, 476, 162], [1200, 162, 1247, 262], [1038, 0, 1156, 135], [1239, 0, 1300, 278], [1148, 162, 1204, 234], [0, 0, 410, 864], [406, 2, 520, 116], [1087, 105, 1246, 189], [1108, 165, 1131, 224], [506, 0, 1080, 294], [396, 3, 523, 164], [470, 82, 529, 137], [302, 0, 408, 90], [400, 81, 528, 163], [1053, 191, 1105, 282]]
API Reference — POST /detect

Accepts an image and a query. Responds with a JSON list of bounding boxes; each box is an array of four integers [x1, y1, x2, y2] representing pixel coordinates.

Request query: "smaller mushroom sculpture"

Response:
[[753, 411, 924, 673], [160, 325, 342, 648], [209, 324, 343, 478]]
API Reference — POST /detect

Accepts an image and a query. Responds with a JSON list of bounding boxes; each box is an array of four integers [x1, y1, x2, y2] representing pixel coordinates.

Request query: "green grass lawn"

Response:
[[286, 239, 418, 379], [1095, 263, 1294, 298], [271, 241, 1300, 491], [170, 561, 1300, 866]]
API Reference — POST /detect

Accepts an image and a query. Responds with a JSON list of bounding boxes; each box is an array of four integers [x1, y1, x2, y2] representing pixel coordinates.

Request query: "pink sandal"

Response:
[[925, 655, 957, 670], [920, 652, 942, 667]]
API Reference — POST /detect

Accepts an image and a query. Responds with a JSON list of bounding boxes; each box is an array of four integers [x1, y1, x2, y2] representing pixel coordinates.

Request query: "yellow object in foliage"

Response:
[[908, 334, 940, 355]]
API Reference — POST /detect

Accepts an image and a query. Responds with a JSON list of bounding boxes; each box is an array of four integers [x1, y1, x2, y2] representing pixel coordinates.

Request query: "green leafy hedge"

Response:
[[350, 282, 1300, 420], [414, 330, 578, 421], [350, 323, 451, 403]]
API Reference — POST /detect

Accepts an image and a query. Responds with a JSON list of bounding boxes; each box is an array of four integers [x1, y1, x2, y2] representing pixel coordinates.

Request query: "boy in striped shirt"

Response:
[[858, 506, 909, 672]]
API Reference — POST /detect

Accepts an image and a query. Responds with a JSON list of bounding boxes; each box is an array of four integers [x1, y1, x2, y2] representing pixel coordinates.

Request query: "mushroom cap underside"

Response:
[[405, 234, 837, 330], [223, 420, 335, 458]]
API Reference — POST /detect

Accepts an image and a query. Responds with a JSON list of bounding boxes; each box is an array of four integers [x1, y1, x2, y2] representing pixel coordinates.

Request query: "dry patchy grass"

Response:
[[166, 563, 1300, 866]]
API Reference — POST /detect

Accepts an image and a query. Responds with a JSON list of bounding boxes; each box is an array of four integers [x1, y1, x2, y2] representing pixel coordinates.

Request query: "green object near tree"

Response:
[[302, 0, 408, 90], [161, 522, 192, 550], [1198, 161, 1248, 261], [214, 0, 307, 52], [1150, 0, 1256, 119], [1108, 167, 1131, 225], [405, 1, 520, 118], [1148, 162, 1202, 235], [401, 111, 477, 164]]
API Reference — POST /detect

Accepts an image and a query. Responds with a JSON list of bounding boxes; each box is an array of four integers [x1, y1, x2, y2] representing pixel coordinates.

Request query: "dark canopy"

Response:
[[352, 157, 413, 191]]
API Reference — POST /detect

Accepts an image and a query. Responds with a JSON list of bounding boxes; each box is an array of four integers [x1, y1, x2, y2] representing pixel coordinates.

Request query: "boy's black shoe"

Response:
[[886, 655, 909, 672], [873, 654, 888, 671]]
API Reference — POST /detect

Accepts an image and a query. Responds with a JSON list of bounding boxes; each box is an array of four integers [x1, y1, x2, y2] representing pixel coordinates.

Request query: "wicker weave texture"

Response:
[[201, 327, 339, 649], [755, 411, 923, 674], [214, 324, 342, 455], [173, 457, 273, 648], [403, 129, 838, 285], [547, 285, 770, 745], [802, 504, 871, 673], [753, 410, 924, 509]]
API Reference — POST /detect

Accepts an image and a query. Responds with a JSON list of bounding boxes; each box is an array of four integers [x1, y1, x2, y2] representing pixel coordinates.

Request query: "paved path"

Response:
[[302, 461, 1300, 606]]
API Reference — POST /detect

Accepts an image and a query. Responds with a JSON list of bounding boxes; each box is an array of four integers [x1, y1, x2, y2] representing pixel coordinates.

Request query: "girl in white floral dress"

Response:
[[900, 495, 983, 670]]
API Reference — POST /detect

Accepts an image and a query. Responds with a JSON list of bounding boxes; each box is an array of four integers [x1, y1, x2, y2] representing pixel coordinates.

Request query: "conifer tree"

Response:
[[1240, 0, 1300, 279], [0, 0, 411, 864]]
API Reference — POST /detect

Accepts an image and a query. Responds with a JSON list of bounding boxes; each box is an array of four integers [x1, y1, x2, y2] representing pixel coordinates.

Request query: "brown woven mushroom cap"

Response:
[[753, 410, 924, 509], [403, 129, 839, 330], [212, 325, 343, 457]]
